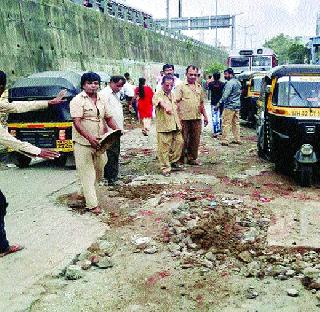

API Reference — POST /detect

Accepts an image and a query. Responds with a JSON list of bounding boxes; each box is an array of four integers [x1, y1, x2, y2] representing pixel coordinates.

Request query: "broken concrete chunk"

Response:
[[65, 265, 84, 280]]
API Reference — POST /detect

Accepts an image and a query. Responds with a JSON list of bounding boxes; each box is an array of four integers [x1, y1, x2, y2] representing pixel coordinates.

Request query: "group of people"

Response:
[[0, 64, 241, 258]]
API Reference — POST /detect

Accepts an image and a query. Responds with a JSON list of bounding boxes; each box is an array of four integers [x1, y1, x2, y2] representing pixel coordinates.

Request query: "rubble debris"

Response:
[[65, 265, 84, 280]]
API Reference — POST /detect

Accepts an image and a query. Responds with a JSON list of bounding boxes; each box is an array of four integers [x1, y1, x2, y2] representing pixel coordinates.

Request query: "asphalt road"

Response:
[[0, 160, 106, 311]]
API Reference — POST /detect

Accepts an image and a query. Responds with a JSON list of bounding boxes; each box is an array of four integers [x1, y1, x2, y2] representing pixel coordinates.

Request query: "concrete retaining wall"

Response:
[[0, 0, 226, 84]]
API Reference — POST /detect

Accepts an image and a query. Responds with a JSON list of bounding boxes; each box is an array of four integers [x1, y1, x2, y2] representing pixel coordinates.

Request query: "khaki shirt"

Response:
[[175, 81, 204, 120], [0, 90, 49, 155], [152, 90, 181, 133], [70, 91, 112, 146]]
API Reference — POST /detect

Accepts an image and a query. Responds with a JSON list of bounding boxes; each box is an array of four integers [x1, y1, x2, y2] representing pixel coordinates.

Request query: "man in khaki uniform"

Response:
[[176, 65, 209, 165], [153, 75, 183, 176], [0, 70, 62, 257], [70, 72, 119, 215]]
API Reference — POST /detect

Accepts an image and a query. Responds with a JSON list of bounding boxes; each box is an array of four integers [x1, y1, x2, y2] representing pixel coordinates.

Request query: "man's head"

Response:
[[213, 72, 220, 81], [124, 72, 130, 81], [0, 71, 7, 96], [162, 64, 174, 76], [109, 76, 126, 93], [224, 68, 234, 81], [186, 65, 199, 84], [81, 72, 101, 95], [161, 75, 174, 94]]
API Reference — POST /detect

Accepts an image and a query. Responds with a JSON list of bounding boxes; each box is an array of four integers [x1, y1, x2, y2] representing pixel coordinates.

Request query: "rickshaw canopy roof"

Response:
[[270, 65, 320, 79]]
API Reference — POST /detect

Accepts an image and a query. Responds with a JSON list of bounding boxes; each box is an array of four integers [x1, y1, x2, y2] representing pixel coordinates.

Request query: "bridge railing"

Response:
[[70, 0, 215, 52]]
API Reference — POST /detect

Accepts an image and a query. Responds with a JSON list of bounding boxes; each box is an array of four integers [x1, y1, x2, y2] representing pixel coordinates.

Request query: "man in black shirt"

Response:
[[208, 72, 225, 137]]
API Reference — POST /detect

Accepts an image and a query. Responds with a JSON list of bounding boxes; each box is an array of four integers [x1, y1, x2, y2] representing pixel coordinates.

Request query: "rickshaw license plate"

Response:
[[56, 140, 73, 149], [290, 110, 320, 117]]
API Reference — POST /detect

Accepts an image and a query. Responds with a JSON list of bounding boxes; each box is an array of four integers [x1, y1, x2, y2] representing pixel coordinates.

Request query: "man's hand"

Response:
[[38, 149, 60, 159], [88, 136, 101, 150], [203, 115, 209, 127], [48, 89, 67, 106], [164, 105, 173, 115], [214, 103, 220, 111]]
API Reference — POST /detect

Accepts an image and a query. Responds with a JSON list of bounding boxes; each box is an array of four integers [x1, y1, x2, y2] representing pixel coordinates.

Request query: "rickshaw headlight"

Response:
[[301, 144, 313, 156]]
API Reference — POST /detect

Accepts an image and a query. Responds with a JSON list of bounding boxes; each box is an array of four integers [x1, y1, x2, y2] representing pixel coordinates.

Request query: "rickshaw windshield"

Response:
[[250, 77, 263, 92], [276, 76, 320, 108]]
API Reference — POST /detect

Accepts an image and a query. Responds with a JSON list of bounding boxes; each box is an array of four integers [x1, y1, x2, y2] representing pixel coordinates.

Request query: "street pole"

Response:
[[231, 15, 235, 50], [178, 0, 182, 18], [166, 0, 170, 27], [215, 0, 218, 48]]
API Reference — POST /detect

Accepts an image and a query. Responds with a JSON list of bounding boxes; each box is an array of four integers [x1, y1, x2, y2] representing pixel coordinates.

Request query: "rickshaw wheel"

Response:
[[53, 154, 68, 167], [11, 153, 32, 168], [296, 165, 313, 187]]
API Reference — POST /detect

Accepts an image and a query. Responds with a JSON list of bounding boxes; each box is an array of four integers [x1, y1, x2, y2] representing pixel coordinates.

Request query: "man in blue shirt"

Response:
[[217, 68, 242, 146]]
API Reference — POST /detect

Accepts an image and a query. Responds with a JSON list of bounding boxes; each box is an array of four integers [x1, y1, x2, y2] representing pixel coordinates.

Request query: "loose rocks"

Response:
[[65, 265, 84, 280], [287, 288, 299, 297]]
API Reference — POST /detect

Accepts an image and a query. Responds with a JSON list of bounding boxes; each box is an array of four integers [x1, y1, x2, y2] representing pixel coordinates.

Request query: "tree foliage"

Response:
[[263, 33, 308, 64], [205, 61, 225, 75]]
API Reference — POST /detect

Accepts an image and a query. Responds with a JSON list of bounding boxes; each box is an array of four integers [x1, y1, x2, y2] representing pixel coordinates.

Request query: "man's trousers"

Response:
[[74, 143, 107, 209]]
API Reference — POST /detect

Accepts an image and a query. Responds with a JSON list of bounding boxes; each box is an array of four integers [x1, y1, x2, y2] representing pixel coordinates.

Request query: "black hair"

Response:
[[213, 72, 220, 80], [110, 75, 126, 84], [186, 65, 199, 73], [138, 77, 146, 99], [81, 72, 101, 88], [161, 75, 175, 85], [0, 71, 7, 86], [208, 75, 212, 79], [124, 72, 130, 78], [224, 68, 234, 75], [163, 64, 174, 71]]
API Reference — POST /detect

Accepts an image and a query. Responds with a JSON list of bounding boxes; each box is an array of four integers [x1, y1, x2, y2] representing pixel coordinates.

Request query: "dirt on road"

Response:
[[29, 121, 320, 312]]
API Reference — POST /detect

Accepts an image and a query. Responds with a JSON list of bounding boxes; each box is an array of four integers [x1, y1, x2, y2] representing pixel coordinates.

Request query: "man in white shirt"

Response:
[[100, 76, 126, 185], [156, 64, 182, 92]]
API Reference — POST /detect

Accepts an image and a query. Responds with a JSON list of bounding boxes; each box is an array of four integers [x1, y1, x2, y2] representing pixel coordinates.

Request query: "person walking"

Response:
[[208, 72, 225, 137], [135, 78, 154, 136], [156, 64, 182, 91], [101, 76, 126, 186], [176, 65, 208, 166], [70, 72, 119, 214], [217, 68, 242, 146], [0, 71, 63, 257], [153, 75, 183, 176]]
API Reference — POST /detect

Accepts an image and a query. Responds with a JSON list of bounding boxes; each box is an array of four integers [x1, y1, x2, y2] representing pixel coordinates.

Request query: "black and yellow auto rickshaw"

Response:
[[7, 71, 81, 167], [238, 71, 264, 126], [257, 65, 320, 186]]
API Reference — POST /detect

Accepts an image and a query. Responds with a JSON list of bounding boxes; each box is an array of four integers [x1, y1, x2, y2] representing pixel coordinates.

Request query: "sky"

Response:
[[121, 0, 319, 50]]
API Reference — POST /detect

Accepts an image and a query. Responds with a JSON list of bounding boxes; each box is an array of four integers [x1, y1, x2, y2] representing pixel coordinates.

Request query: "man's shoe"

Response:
[[221, 142, 229, 146], [171, 162, 184, 171], [187, 159, 201, 166], [231, 141, 242, 145]]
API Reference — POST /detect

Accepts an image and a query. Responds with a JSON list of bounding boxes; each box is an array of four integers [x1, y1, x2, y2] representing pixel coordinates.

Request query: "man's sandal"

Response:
[[87, 206, 102, 215], [0, 245, 24, 257]]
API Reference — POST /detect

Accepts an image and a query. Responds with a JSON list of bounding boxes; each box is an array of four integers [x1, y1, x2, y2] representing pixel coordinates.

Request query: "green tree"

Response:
[[263, 33, 293, 64], [205, 61, 224, 75], [263, 33, 308, 65], [287, 43, 308, 64]]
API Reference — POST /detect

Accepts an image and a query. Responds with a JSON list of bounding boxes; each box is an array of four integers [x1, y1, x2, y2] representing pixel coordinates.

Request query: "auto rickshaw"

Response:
[[7, 71, 81, 167], [238, 71, 265, 126], [257, 65, 320, 186]]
